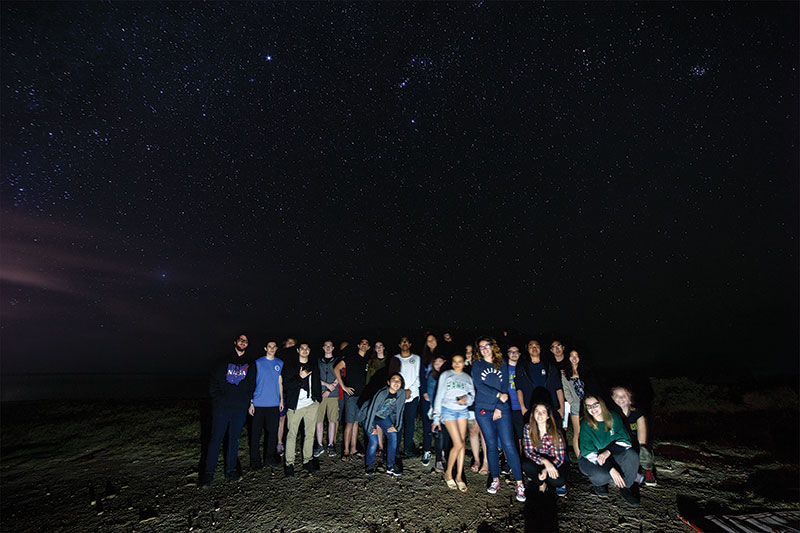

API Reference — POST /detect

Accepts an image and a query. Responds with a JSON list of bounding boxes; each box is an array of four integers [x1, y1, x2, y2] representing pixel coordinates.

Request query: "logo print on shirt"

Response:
[[274, 364, 281, 372], [226, 363, 249, 385]]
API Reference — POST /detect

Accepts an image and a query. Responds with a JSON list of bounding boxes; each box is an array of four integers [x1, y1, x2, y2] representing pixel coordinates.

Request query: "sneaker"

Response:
[[284, 463, 295, 478], [365, 464, 376, 476], [644, 470, 657, 486], [224, 470, 242, 483], [500, 460, 512, 475], [386, 464, 402, 477], [620, 487, 640, 507], [402, 449, 415, 459], [593, 484, 608, 498], [635, 473, 644, 485], [311, 457, 320, 471], [421, 451, 432, 467], [515, 483, 526, 502], [487, 478, 501, 494], [327, 444, 337, 457], [250, 460, 263, 471], [198, 474, 213, 489], [556, 486, 567, 497], [313, 443, 324, 458], [435, 461, 444, 472]]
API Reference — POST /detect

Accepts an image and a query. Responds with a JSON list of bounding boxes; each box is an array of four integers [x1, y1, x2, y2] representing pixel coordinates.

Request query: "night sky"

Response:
[[2, 2, 797, 377]]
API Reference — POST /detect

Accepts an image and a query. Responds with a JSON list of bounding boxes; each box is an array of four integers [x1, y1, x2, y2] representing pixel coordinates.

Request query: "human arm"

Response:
[[334, 360, 354, 396], [431, 372, 448, 426], [609, 467, 626, 488], [556, 388, 565, 419], [637, 414, 648, 447], [278, 375, 284, 411], [521, 424, 539, 463], [517, 389, 527, 415]]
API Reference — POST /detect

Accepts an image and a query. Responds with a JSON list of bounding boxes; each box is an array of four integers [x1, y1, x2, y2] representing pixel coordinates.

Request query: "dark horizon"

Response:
[[1, 2, 798, 378]]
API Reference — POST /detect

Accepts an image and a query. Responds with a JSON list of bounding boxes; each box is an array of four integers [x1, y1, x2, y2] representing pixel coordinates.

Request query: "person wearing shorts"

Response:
[[315, 340, 340, 457], [334, 339, 370, 460]]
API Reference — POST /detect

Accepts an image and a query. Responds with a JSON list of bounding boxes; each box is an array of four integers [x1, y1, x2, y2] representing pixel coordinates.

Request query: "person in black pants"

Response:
[[249, 340, 284, 468]]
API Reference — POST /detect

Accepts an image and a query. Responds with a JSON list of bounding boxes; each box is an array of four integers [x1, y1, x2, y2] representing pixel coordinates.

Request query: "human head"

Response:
[[527, 340, 541, 359], [476, 336, 504, 369], [425, 334, 438, 351], [398, 337, 412, 351], [583, 396, 612, 429], [387, 372, 404, 393], [464, 344, 474, 362], [357, 338, 370, 353], [322, 340, 334, 356], [374, 340, 385, 353], [529, 402, 562, 447], [451, 354, 465, 372], [297, 343, 310, 358], [550, 340, 564, 359], [611, 386, 633, 411], [507, 345, 521, 364], [432, 355, 446, 372], [283, 337, 297, 349], [265, 341, 278, 357], [234, 334, 249, 354], [443, 332, 453, 342]]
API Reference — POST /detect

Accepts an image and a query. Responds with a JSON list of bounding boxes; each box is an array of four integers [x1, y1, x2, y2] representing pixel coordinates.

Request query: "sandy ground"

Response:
[[1, 391, 798, 532]]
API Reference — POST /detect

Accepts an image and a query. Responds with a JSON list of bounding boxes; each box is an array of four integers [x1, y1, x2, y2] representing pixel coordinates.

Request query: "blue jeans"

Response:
[[476, 407, 522, 481], [401, 397, 419, 453], [367, 417, 398, 467], [204, 408, 247, 476], [420, 398, 433, 452]]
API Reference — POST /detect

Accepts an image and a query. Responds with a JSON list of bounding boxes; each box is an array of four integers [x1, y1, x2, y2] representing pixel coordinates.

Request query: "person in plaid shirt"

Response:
[[522, 402, 568, 494]]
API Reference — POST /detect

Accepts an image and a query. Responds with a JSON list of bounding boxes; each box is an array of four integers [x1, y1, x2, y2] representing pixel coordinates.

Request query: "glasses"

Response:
[[550, 344, 562, 350], [478, 344, 491, 350], [508, 350, 520, 354], [586, 402, 601, 410]]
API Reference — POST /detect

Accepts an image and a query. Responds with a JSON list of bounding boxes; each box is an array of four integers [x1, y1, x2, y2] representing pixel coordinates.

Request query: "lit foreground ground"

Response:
[[1, 378, 797, 532]]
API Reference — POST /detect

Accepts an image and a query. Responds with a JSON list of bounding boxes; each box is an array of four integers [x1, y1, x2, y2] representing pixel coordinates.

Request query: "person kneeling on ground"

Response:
[[578, 395, 641, 507], [360, 373, 406, 477], [522, 403, 568, 496], [611, 386, 657, 486]]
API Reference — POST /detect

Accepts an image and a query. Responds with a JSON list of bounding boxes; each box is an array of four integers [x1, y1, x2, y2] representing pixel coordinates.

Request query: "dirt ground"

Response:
[[2, 386, 798, 532]]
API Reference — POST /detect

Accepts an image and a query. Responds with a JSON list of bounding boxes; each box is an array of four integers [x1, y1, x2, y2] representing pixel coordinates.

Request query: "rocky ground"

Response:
[[1, 380, 798, 532]]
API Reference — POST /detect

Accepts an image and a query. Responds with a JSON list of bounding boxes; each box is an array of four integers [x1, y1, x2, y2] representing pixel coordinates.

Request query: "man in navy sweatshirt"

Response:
[[200, 333, 256, 488]]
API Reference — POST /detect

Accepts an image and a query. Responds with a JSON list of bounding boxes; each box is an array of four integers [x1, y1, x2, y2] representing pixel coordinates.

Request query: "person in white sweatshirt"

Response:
[[431, 354, 475, 492]]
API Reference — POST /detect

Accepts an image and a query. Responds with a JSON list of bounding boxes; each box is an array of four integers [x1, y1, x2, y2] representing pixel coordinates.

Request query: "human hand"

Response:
[[423, 393, 430, 402], [405, 390, 412, 400], [498, 393, 509, 403], [322, 390, 330, 399], [248, 404, 254, 416], [344, 386, 355, 396], [457, 396, 467, 405], [538, 469, 547, 481], [545, 462, 559, 479], [609, 467, 626, 488], [432, 423, 440, 432], [387, 426, 397, 433], [299, 369, 312, 379], [493, 409, 502, 421], [597, 450, 611, 466]]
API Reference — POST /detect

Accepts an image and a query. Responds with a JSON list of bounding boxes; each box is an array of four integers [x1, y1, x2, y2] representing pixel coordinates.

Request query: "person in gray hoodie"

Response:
[[431, 354, 475, 492], [359, 373, 406, 476]]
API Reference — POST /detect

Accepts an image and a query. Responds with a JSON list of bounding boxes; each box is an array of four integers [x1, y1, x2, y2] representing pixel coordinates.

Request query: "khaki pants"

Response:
[[285, 402, 319, 466]]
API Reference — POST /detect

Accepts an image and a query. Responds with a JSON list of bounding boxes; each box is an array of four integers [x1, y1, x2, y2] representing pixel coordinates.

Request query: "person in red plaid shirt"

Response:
[[522, 402, 568, 494]]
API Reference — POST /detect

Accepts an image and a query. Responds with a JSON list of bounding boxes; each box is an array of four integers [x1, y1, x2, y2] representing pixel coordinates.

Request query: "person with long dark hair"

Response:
[[432, 353, 475, 492], [473, 336, 526, 502], [361, 373, 406, 477], [522, 403, 568, 494], [562, 348, 588, 458], [578, 395, 640, 507], [419, 334, 439, 467]]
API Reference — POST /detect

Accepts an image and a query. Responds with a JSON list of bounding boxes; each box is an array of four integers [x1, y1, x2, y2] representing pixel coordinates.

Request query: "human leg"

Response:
[[496, 412, 523, 481], [366, 423, 380, 467], [610, 444, 640, 487], [300, 403, 319, 464], [285, 409, 302, 466], [224, 410, 247, 476], [578, 456, 612, 488], [421, 398, 433, 453], [401, 397, 419, 455], [570, 414, 581, 458], [250, 407, 266, 468], [475, 412, 500, 479], [204, 409, 230, 477]]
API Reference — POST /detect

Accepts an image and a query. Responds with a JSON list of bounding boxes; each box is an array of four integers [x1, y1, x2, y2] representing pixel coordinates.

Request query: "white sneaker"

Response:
[[515, 483, 526, 502], [421, 451, 432, 466], [487, 477, 500, 494]]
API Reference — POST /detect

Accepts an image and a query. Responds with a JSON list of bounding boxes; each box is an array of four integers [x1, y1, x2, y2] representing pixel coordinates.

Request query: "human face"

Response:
[[464, 345, 473, 361], [477, 340, 493, 362], [284, 338, 296, 349], [374, 342, 385, 354], [527, 341, 541, 358], [322, 341, 334, 355], [611, 388, 631, 411], [443, 332, 452, 342], [297, 344, 310, 358], [357, 339, 370, 352], [507, 346, 521, 363], [550, 341, 564, 358], [569, 350, 580, 366], [265, 341, 278, 356], [585, 397, 603, 422], [387, 374, 403, 394], [426, 335, 437, 350], [432, 357, 445, 371], [533, 405, 549, 426], [235, 335, 249, 352], [451, 355, 465, 372], [398, 337, 411, 350]]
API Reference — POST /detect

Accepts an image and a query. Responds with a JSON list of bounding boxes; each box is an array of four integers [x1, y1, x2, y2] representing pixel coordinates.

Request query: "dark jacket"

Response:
[[358, 385, 406, 432], [283, 354, 322, 410], [516, 358, 563, 412], [209, 352, 256, 411]]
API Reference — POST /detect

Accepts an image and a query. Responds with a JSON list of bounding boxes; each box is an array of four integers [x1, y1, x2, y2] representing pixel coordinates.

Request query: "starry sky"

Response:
[[1, 2, 797, 376]]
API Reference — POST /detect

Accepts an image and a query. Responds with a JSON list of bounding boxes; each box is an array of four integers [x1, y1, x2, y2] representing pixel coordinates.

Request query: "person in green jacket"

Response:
[[578, 395, 641, 507]]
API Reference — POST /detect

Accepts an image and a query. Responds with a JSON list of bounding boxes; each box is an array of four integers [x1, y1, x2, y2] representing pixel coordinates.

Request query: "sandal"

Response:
[[471, 463, 480, 472], [445, 478, 457, 490], [341, 453, 350, 462], [457, 480, 467, 492], [479, 466, 489, 475]]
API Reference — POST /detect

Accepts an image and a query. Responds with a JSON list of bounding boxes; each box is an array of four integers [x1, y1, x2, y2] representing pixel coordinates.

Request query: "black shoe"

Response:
[[620, 487, 640, 507], [593, 484, 608, 497], [266, 457, 281, 467], [313, 443, 324, 458], [250, 460, 263, 471], [402, 449, 415, 459], [224, 470, 242, 483], [284, 463, 295, 478], [198, 474, 213, 489], [303, 461, 314, 472], [500, 460, 512, 475], [386, 464, 402, 477], [311, 457, 320, 471], [365, 464, 376, 476]]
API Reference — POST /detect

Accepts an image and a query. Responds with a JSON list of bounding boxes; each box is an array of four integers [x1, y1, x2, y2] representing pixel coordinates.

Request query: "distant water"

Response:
[[1, 373, 208, 401]]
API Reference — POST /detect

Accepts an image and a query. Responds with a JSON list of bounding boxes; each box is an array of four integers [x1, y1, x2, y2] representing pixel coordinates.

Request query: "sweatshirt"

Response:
[[388, 354, 421, 403], [578, 411, 632, 463], [359, 385, 406, 432], [209, 352, 256, 411], [472, 359, 510, 414], [432, 370, 475, 425]]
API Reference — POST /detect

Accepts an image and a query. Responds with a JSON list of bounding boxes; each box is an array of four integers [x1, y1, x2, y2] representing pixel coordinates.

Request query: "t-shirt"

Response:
[[529, 361, 548, 388], [623, 408, 645, 443], [253, 356, 283, 407], [341, 352, 369, 395], [394, 354, 421, 402], [295, 373, 314, 410], [375, 391, 398, 420], [508, 364, 521, 410]]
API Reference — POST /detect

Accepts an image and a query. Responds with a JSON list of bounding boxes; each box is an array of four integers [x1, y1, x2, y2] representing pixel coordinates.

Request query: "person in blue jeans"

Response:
[[472, 336, 526, 502], [200, 334, 256, 488], [361, 373, 406, 476]]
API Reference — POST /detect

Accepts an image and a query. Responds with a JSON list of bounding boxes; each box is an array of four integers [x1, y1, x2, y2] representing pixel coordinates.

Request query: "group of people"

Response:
[[200, 332, 657, 508]]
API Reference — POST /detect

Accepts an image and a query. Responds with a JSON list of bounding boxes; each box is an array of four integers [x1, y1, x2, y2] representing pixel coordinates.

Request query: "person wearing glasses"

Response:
[[473, 336, 526, 502], [578, 395, 641, 507], [464, 343, 489, 474]]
